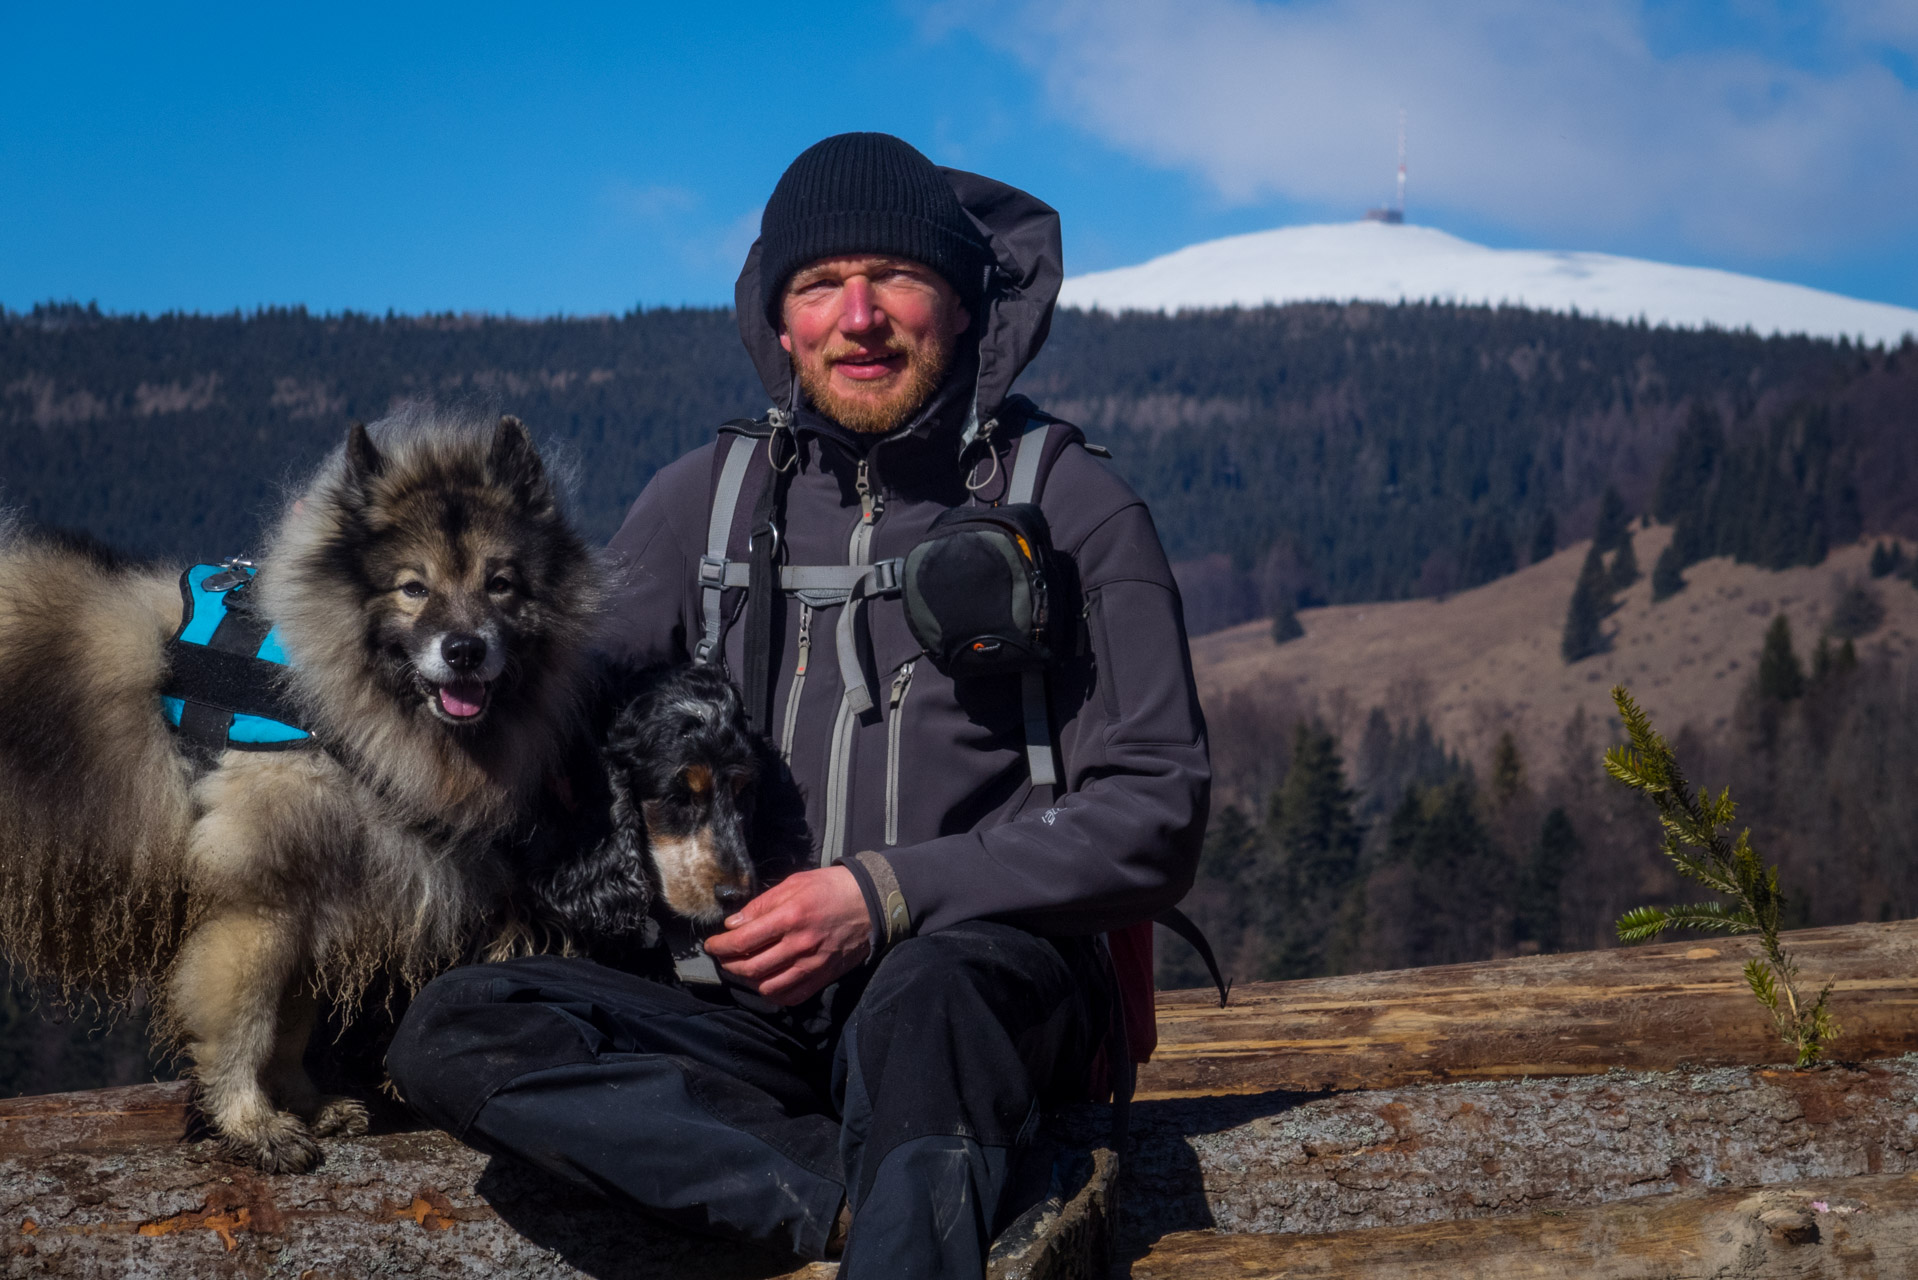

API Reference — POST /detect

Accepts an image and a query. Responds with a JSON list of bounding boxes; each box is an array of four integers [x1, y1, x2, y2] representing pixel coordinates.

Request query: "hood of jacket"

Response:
[[732, 166, 1063, 443]]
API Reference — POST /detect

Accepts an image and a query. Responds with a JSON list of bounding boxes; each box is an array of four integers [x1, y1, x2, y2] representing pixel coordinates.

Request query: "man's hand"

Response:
[[705, 865, 872, 1006]]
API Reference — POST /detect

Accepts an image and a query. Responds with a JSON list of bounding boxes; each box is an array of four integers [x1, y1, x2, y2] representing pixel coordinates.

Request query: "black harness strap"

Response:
[[742, 435, 793, 738], [161, 586, 304, 763]]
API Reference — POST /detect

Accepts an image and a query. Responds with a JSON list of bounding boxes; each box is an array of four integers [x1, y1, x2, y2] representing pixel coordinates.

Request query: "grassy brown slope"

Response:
[[1191, 530, 1918, 770]]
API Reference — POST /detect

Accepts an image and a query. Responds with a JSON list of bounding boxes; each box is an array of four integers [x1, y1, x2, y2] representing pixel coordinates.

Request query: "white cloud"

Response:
[[935, 0, 1918, 257], [605, 182, 702, 223]]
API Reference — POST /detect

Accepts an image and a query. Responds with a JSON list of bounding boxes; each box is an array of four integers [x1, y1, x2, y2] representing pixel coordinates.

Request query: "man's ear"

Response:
[[342, 421, 384, 503], [487, 415, 552, 512], [950, 290, 973, 338]]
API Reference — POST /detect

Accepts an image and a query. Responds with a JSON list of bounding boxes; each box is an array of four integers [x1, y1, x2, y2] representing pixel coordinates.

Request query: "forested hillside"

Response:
[[6, 301, 1914, 629]]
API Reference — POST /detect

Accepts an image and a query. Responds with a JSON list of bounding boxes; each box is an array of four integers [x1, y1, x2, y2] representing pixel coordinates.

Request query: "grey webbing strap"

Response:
[[717, 562, 901, 597], [1020, 668, 1058, 787], [1008, 419, 1059, 787], [1006, 416, 1049, 506], [835, 560, 903, 715], [709, 553, 908, 712], [696, 435, 757, 665]]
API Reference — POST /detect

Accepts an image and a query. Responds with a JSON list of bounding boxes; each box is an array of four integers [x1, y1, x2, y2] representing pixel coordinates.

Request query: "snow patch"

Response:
[[1060, 223, 1918, 347]]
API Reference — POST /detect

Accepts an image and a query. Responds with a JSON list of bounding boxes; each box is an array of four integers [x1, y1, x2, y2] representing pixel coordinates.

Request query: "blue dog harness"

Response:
[[160, 561, 313, 758]]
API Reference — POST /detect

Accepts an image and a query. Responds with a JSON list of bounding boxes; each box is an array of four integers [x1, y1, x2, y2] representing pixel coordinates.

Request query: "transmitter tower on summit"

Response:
[[1365, 109, 1407, 225]]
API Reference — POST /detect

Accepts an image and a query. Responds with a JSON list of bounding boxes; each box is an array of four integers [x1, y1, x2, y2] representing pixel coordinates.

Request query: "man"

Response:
[[389, 132, 1208, 1276]]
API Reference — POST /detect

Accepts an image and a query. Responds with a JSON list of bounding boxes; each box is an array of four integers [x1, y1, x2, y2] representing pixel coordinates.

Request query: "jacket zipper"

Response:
[[778, 603, 812, 763], [849, 454, 885, 564], [820, 693, 857, 867], [884, 660, 916, 847], [824, 451, 886, 866]]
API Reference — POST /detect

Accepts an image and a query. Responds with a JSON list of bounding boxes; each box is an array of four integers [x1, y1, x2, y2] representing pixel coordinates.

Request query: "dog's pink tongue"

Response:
[[438, 682, 486, 718]]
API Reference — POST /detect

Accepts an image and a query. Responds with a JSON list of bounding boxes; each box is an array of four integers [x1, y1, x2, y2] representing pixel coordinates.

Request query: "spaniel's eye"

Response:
[[487, 575, 515, 595], [399, 581, 428, 599]]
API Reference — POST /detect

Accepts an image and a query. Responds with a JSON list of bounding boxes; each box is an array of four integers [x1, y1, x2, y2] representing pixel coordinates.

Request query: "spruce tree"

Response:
[[1271, 599, 1304, 644], [1561, 544, 1613, 662], [1757, 614, 1806, 702], [1828, 582, 1885, 640], [1264, 722, 1362, 980], [1593, 486, 1630, 554], [1490, 731, 1524, 807], [1651, 538, 1686, 601], [1517, 807, 1579, 952], [1385, 778, 1502, 967], [1610, 530, 1640, 591], [1529, 510, 1557, 564]]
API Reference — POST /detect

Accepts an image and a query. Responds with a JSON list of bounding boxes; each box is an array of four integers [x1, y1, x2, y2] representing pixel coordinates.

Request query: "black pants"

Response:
[[387, 921, 1104, 1278]]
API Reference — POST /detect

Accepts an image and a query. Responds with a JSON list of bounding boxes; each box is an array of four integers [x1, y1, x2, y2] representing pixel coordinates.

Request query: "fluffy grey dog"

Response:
[[0, 407, 603, 1171]]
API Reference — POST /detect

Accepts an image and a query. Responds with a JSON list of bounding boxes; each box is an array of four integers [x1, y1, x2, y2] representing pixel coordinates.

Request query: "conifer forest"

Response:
[[4, 299, 1918, 1088]]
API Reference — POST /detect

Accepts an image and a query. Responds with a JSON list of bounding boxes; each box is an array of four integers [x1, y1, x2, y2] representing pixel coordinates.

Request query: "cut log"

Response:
[[1056, 1057, 1918, 1254], [1131, 1170, 1918, 1279], [0, 1085, 1113, 1280], [1141, 918, 1918, 1099], [7, 920, 1918, 1275]]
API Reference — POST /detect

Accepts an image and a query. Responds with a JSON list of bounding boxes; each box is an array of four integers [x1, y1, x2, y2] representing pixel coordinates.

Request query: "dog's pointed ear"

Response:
[[488, 415, 552, 512], [342, 421, 384, 503]]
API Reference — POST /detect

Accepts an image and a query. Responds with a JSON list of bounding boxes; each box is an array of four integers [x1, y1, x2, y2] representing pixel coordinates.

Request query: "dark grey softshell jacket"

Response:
[[605, 169, 1208, 940]]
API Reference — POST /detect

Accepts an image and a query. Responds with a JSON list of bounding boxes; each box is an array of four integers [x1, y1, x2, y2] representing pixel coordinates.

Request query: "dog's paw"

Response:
[[309, 1096, 371, 1138], [219, 1110, 321, 1174]]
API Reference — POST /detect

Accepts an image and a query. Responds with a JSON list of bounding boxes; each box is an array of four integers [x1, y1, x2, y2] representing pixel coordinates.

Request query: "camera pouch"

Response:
[[902, 502, 1060, 677]]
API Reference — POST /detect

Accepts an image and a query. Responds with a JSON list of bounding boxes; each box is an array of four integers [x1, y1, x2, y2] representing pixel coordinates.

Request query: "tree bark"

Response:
[[1071, 1058, 1918, 1256], [1132, 1171, 1918, 1279], [1141, 919, 1918, 1099], [8, 919, 1918, 1276]]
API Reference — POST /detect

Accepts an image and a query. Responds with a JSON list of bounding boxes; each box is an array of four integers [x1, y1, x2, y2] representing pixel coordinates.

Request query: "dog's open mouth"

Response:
[[431, 679, 492, 723]]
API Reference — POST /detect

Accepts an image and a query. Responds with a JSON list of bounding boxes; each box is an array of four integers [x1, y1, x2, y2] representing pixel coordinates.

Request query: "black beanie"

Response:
[[758, 132, 992, 322]]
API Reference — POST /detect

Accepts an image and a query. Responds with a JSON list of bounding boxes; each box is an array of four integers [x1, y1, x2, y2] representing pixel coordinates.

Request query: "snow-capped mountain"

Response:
[[1058, 222, 1918, 346]]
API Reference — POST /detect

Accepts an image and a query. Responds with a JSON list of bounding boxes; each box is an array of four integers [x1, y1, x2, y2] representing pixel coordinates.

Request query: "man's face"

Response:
[[778, 255, 971, 434]]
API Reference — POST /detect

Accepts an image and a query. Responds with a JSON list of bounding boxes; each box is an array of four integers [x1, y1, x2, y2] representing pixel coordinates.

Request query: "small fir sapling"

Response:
[[1604, 685, 1838, 1068]]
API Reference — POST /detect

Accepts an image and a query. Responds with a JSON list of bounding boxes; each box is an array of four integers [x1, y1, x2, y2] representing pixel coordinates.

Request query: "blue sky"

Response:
[[4, 1, 1915, 316]]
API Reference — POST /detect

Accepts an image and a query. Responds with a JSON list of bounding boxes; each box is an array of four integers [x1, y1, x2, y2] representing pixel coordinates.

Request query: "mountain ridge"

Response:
[[1060, 222, 1918, 347]]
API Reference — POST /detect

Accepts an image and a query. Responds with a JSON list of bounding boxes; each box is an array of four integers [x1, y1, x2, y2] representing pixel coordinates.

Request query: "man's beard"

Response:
[[795, 337, 953, 435]]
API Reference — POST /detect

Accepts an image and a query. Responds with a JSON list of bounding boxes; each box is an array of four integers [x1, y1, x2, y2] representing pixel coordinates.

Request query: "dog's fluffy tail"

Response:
[[0, 526, 194, 998]]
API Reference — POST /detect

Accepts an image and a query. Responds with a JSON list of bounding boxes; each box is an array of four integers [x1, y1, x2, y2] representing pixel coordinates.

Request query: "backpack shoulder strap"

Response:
[[998, 400, 1099, 789], [695, 424, 766, 665]]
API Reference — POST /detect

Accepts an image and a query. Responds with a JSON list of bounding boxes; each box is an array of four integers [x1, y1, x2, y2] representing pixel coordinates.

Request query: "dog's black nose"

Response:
[[714, 885, 751, 917], [441, 633, 488, 672]]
